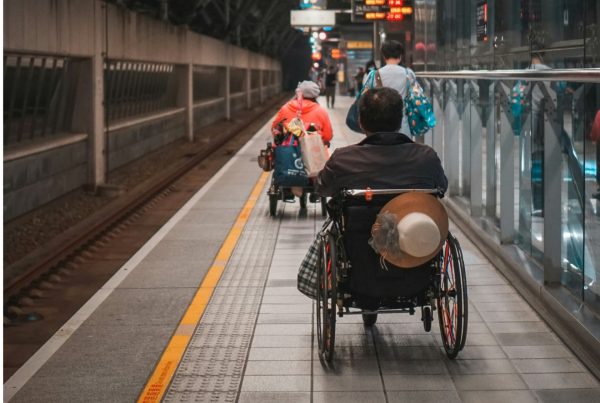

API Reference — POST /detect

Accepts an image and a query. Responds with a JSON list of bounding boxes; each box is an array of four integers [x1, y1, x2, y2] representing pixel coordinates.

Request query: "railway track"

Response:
[[3, 95, 287, 379]]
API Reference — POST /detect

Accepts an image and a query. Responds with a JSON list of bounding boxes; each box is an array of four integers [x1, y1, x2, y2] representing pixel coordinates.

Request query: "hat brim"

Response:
[[373, 193, 449, 268]]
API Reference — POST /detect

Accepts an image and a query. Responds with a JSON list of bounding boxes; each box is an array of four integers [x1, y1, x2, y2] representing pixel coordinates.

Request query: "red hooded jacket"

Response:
[[271, 98, 333, 145]]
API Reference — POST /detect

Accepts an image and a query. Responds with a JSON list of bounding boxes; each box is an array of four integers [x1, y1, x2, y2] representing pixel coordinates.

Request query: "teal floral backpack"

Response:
[[404, 68, 436, 136]]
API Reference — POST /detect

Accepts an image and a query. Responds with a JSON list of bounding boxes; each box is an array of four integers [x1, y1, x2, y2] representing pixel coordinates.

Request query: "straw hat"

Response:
[[370, 192, 449, 268]]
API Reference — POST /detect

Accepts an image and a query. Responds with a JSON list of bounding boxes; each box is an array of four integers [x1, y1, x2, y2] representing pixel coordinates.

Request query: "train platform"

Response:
[[5, 98, 600, 403]]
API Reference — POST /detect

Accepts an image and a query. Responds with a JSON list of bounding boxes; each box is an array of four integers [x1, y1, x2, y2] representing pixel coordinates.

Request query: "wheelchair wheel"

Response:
[[269, 194, 278, 216], [316, 232, 337, 362], [362, 313, 377, 326], [320, 197, 327, 218], [437, 232, 468, 359]]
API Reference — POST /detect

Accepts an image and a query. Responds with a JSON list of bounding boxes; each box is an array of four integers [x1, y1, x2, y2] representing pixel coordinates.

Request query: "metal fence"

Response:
[[193, 65, 225, 102], [104, 60, 177, 123], [3, 54, 76, 146]]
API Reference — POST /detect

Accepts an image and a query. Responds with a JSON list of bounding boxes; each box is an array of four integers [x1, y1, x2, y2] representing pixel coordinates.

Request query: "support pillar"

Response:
[[246, 68, 252, 109], [92, 0, 106, 187], [225, 66, 231, 120], [259, 70, 265, 104], [176, 64, 193, 142]]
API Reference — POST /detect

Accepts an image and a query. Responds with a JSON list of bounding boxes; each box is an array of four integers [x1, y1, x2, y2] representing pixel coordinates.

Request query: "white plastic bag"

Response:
[[299, 133, 328, 178]]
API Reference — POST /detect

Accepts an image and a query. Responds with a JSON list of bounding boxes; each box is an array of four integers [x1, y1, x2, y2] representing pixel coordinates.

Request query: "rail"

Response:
[[417, 68, 600, 82]]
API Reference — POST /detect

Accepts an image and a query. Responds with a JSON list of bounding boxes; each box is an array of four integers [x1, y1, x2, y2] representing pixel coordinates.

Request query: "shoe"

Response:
[[309, 193, 318, 203]]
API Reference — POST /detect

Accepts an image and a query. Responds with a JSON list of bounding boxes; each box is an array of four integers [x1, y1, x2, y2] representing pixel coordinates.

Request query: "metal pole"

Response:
[[373, 21, 381, 67]]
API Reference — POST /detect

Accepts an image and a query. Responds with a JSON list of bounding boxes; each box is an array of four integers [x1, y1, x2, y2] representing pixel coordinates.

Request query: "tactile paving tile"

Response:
[[164, 190, 283, 403]]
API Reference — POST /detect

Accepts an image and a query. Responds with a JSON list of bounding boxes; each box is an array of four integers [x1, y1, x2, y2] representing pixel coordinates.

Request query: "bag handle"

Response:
[[295, 88, 303, 118]]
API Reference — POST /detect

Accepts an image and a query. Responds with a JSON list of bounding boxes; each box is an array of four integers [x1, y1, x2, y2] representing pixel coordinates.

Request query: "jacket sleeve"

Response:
[[271, 108, 285, 136], [315, 151, 339, 197]]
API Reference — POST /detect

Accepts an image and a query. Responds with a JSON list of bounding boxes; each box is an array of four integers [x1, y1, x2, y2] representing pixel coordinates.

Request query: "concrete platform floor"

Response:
[[6, 97, 600, 403]]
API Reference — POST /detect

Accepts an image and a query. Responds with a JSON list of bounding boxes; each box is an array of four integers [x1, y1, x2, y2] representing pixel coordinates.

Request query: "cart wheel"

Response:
[[437, 232, 468, 358], [317, 233, 337, 362], [362, 313, 377, 326], [422, 306, 432, 332], [269, 194, 278, 217], [320, 197, 327, 218], [300, 192, 307, 209]]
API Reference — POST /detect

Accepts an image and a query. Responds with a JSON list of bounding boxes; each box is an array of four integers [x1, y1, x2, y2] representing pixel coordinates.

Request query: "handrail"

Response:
[[416, 68, 600, 83], [344, 188, 440, 196]]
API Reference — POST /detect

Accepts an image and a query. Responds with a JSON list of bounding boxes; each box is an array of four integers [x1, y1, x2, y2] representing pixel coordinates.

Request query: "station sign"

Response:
[[291, 10, 337, 27], [346, 40, 373, 49], [351, 0, 413, 23], [476, 0, 489, 42]]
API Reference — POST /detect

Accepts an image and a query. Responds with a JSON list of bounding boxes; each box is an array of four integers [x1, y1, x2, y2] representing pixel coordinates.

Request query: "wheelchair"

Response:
[[315, 188, 468, 362], [267, 177, 327, 218]]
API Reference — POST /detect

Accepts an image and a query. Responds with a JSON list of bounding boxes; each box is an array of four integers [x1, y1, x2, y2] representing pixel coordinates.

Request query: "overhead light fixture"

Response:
[[312, 32, 319, 39], [318, 32, 327, 40]]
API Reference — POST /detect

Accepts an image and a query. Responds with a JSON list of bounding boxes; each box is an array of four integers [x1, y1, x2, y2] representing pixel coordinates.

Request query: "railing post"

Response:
[[499, 83, 514, 243], [461, 79, 471, 197], [444, 80, 460, 196], [485, 83, 497, 218], [542, 85, 562, 284], [432, 79, 444, 162], [470, 80, 483, 217]]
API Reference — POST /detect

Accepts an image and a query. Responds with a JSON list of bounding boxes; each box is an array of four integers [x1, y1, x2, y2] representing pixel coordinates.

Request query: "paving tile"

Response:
[[470, 293, 524, 303], [379, 359, 448, 375], [387, 390, 462, 403], [533, 388, 600, 403], [452, 374, 527, 390], [383, 374, 456, 391], [240, 376, 311, 392], [313, 375, 383, 391], [445, 359, 516, 375], [257, 313, 312, 324], [453, 346, 506, 360], [237, 391, 310, 403], [521, 373, 599, 389], [244, 360, 312, 376], [377, 346, 446, 360], [487, 321, 550, 334], [495, 332, 560, 346], [313, 391, 386, 403], [374, 334, 439, 347], [483, 311, 540, 323], [251, 335, 312, 348], [248, 347, 312, 361], [475, 302, 530, 312], [259, 304, 313, 314], [253, 324, 313, 336], [503, 345, 573, 359], [462, 332, 498, 346], [313, 359, 381, 376], [458, 390, 538, 403], [512, 358, 584, 374]]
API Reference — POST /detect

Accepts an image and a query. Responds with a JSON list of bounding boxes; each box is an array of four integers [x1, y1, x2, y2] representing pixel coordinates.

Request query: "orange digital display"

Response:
[[388, 0, 403, 6], [365, 12, 387, 19], [366, 0, 386, 4]]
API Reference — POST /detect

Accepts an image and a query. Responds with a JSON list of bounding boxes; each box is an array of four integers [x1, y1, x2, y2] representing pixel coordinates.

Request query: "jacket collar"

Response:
[[358, 132, 413, 146]]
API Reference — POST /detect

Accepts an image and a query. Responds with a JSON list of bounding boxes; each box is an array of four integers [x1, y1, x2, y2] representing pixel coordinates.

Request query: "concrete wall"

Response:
[[3, 0, 282, 222], [4, 139, 88, 219], [107, 111, 186, 171]]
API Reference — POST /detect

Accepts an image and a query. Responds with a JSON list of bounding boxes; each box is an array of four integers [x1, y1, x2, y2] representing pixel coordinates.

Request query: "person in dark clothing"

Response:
[[354, 67, 365, 93], [317, 87, 447, 196], [325, 65, 338, 108]]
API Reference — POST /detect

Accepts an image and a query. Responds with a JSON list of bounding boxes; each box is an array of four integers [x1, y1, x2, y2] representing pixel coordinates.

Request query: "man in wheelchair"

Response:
[[299, 88, 467, 361], [316, 87, 447, 197]]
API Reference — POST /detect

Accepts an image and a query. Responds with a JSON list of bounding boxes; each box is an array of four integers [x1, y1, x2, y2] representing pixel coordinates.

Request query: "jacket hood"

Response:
[[285, 99, 319, 114]]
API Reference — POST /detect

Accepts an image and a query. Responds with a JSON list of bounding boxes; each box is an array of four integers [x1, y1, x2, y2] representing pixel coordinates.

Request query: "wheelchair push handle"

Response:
[[343, 188, 444, 198]]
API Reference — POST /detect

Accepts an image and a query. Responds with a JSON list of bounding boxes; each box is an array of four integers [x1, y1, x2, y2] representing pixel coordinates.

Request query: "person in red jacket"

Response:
[[271, 81, 333, 146]]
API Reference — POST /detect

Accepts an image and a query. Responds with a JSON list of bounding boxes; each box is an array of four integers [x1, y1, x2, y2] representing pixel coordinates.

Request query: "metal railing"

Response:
[[417, 69, 600, 313]]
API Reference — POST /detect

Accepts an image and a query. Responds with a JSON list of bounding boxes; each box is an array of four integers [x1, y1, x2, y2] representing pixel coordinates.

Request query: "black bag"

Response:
[[345, 70, 382, 133]]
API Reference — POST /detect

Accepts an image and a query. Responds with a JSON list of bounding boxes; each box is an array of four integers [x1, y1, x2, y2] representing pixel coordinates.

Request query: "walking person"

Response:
[[325, 65, 338, 109]]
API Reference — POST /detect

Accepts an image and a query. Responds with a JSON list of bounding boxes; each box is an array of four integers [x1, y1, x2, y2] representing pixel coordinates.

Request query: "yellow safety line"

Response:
[[138, 171, 270, 403]]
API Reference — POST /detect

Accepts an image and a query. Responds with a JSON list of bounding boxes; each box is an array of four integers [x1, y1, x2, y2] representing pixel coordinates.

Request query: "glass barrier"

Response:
[[419, 74, 600, 313]]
